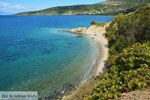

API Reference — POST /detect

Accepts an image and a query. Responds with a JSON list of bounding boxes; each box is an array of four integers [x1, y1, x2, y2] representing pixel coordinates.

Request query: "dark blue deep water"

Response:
[[0, 15, 112, 98]]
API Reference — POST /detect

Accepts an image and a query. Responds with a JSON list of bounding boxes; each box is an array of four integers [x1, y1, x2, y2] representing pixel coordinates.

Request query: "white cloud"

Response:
[[2, 3, 9, 6], [0, 2, 8, 8], [0, 2, 25, 9]]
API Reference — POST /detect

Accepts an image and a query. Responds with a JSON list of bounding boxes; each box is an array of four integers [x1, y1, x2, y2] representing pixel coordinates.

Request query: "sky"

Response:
[[0, 0, 105, 14]]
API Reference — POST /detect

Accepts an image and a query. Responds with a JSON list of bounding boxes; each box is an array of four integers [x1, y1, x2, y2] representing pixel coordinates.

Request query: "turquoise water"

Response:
[[0, 15, 112, 99]]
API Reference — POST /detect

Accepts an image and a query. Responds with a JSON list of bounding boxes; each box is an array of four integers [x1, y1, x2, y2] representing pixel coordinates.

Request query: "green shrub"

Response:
[[89, 43, 150, 100], [105, 5, 150, 56], [87, 5, 150, 100], [90, 21, 97, 25], [90, 21, 106, 27]]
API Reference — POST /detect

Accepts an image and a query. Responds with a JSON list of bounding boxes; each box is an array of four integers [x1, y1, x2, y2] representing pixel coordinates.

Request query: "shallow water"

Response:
[[0, 15, 112, 98]]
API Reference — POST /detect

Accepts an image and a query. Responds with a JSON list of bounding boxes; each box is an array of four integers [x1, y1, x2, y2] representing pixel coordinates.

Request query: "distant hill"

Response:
[[15, 0, 150, 15]]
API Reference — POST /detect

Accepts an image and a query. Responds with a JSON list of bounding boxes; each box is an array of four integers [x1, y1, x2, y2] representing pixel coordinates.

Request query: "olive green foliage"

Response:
[[106, 6, 150, 53], [90, 21, 106, 27], [89, 5, 150, 100], [106, 5, 150, 55], [90, 21, 97, 25], [105, 5, 150, 65], [89, 43, 150, 100]]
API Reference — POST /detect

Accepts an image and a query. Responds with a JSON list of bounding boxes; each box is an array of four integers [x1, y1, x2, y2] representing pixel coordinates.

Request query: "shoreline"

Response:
[[78, 36, 100, 83], [65, 24, 109, 76], [62, 24, 109, 99]]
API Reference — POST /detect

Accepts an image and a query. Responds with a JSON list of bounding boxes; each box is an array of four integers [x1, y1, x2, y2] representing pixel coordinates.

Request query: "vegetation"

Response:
[[15, 0, 150, 15], [89, 43, 150, 99], [87, 5, 150, 100], [90, 21, 106, 27], [62, 5, 150, 100], [108, 0, 150, 3], [106, 5, 150, 64]]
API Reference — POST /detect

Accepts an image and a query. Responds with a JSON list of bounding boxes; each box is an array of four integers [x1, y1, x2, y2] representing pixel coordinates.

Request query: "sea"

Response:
[[0, 15, 112, 99]]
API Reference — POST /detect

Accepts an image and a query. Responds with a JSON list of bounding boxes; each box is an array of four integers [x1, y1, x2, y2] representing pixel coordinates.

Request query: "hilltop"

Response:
[[15, 0, 150, 15]]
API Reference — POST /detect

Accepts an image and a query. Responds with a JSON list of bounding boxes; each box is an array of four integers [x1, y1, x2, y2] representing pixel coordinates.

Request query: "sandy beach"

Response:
[[65, 24, 109, 76], [62, 24, 109, 100]]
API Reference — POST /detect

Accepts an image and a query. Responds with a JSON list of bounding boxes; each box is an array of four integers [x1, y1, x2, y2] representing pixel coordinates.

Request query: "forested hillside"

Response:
[[15, 0, 150, 15]]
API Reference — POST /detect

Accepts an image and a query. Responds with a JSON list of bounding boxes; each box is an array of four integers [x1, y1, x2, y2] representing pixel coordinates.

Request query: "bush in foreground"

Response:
[[88, 43, 150, 100]]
